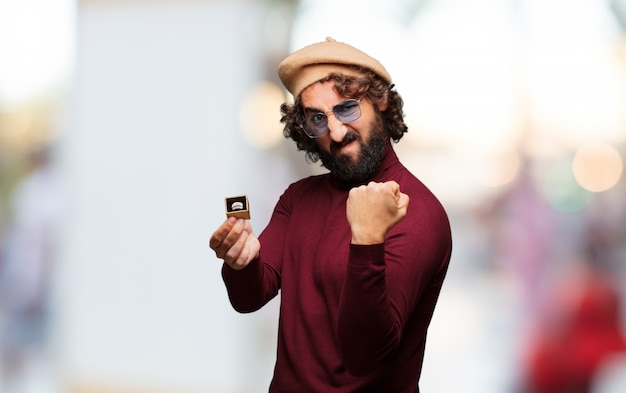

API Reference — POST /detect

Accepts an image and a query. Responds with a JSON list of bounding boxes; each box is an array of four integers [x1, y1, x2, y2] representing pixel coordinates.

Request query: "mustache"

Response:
[[330, 131, 359, 154]]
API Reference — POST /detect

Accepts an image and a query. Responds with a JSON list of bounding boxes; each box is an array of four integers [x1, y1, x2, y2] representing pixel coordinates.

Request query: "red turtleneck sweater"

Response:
[[222, 143, 452, 392]]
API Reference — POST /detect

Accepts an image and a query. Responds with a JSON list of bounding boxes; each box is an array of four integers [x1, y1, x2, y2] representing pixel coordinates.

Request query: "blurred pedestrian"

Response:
[[0, 145, 62, 391]]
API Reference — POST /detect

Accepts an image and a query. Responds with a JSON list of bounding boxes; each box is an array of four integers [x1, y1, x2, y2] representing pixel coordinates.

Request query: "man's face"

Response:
[[300, 80, 388, 183]]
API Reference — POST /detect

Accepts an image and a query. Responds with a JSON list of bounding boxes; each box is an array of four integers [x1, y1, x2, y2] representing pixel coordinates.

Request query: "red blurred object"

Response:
[[524, 270, 626, 393]]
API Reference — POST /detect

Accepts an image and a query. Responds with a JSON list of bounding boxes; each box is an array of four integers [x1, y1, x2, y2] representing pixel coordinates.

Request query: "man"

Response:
[[210, 37, 452, 392]]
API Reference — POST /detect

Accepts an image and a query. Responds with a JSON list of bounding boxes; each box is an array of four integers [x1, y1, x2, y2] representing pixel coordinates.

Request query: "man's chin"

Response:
[[334, 153, 359, 166], [332, 143, 361, 162]]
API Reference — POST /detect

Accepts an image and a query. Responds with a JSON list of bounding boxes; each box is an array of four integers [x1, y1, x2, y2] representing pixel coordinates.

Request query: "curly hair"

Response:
[[279, 66, 408, 163]]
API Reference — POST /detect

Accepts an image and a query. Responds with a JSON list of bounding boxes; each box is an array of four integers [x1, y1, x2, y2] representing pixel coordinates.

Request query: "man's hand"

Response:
[[209, 217, 260, 270], [346, 181, 410, 245]]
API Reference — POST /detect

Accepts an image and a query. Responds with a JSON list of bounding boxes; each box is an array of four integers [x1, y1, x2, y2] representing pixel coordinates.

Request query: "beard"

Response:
[[318, 114, 388, 184]]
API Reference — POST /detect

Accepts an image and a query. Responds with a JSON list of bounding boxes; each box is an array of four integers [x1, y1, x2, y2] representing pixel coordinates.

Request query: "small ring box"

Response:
[[225, 195, 250, 219]]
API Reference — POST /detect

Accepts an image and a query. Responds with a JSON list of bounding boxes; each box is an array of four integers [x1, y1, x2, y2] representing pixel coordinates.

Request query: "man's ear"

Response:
[[377, 91, 389, 112]]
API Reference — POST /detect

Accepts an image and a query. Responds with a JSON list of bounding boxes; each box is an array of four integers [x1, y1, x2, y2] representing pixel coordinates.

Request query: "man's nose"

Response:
[[327, 114, 347, 143]]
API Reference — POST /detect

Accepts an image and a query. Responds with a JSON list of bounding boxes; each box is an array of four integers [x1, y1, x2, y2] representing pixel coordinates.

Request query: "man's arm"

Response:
[[337, 181, 450, 375], [336, 181, 409, 374], [210, 195, 289, 313]]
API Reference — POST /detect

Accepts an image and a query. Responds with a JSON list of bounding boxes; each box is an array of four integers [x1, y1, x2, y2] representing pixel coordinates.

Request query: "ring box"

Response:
[[225, 195, 250, 219]]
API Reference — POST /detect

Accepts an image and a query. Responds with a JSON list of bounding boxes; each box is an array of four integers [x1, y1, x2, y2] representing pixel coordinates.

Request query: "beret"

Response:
[[277, 37, 392, 98]]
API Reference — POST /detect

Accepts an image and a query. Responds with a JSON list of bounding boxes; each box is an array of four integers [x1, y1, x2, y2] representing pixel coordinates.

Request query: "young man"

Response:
[[210, 37, 452, 392]]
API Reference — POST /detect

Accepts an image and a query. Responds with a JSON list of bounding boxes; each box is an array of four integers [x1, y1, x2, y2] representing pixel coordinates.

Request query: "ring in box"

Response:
[[225, 195, 250, 219]]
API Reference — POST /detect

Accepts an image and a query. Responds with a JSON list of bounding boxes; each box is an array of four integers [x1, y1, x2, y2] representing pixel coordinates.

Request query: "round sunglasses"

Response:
[[302, 98, 363, 138]]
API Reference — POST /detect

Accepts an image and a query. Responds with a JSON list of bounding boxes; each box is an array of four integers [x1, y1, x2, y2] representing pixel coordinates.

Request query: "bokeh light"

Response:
[[572, 142, 623, 192], [238, 81, 286, 150], [473, 147, 522, 188], [0, 0, 75, 107], [542, 160, 594, 212]]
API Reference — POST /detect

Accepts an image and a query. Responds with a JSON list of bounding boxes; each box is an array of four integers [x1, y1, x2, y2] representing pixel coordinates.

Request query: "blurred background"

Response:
[[1, 0, 625, 392]]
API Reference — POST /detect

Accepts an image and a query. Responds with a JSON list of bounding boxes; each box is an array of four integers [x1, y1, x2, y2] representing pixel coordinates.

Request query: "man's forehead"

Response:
[[300, 80, 344, 108]]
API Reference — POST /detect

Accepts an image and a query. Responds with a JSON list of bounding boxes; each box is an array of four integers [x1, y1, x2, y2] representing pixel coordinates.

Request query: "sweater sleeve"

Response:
[[221, 258, 279, 313], [336, 216, 452, 376], [221, 186, 293, 313], [336, 244, 394, 375]]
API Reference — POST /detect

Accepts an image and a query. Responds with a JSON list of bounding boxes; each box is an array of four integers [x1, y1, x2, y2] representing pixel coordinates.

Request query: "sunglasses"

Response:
[[302, 98, 363, 138]]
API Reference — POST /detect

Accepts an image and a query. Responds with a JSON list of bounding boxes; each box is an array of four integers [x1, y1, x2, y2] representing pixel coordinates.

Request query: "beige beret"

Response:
[[277, 37, 392, 98]]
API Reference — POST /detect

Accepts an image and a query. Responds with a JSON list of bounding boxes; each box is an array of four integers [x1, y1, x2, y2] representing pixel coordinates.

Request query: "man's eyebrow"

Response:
[[302, 105, 323, 114]]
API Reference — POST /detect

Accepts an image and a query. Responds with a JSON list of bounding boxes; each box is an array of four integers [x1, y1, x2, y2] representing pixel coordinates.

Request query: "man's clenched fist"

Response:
[[346, 181, 410, 245]]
